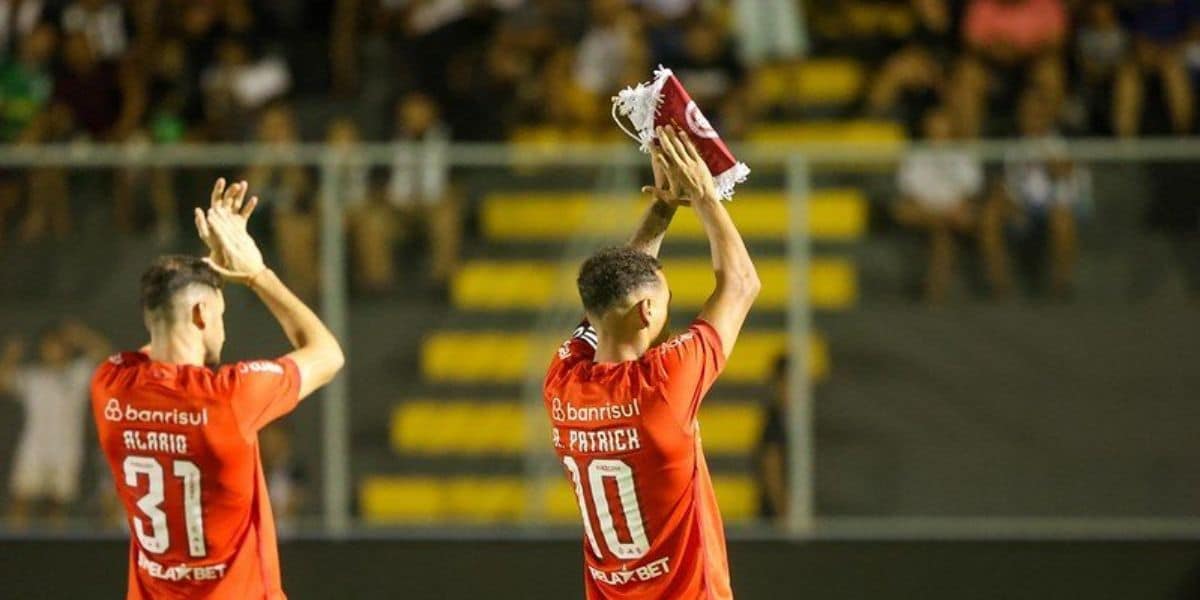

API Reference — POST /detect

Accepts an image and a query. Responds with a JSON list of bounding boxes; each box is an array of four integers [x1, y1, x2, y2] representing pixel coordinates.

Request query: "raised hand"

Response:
[[197, 178, 259, 265], [655, 125, 719, 205], [195, 203, 267, 285], [641, 146, 691, 208]]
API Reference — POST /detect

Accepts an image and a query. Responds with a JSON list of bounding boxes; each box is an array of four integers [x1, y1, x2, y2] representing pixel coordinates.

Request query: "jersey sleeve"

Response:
[[216, 358, 303, 439], [652, 319, 726, 425]]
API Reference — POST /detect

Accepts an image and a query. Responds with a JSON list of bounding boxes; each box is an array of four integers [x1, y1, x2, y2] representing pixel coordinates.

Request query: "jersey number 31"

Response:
[[123, 456, 207, 558], [563, 457, 650, 560]]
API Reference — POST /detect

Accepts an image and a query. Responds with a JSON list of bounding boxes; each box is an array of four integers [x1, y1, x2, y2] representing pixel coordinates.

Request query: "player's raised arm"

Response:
[[629, 147, 688, 258], [657, 125, 760, 357], [196, 181, 345, 400]]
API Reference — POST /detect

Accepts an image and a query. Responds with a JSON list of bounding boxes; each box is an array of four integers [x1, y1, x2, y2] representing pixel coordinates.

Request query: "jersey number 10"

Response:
[[123, 456, 207, 558], [563, 457, 650, 560]]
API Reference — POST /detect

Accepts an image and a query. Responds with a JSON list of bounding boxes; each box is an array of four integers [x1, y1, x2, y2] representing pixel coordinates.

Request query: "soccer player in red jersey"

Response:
[[544, 126, 760, 599], [91, 178, 345, 599]]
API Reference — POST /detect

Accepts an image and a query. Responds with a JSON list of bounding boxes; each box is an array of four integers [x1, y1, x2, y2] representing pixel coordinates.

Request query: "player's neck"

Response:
[[146, 328, 206, 367], [592, 331, 648, 364]]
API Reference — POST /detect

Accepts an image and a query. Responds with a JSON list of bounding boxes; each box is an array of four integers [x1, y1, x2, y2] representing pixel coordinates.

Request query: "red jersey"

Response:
[[91, 352, 302, 600], [544, 320, 733, 600]]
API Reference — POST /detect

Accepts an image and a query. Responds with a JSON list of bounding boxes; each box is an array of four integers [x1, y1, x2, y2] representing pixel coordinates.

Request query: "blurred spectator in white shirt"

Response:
[[894, 107, 983, 302], [60, 0, 128, 61], [982, 90, 1091, 298], [0, 320, 109, 525], [0, 0, 46, 60], [575, 0, 646, 94], [386, 93, 460, 290]]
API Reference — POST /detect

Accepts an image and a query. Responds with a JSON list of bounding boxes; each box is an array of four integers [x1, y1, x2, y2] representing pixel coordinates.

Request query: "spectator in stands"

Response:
[[326, 117, 396, 294], [53, 32, 143, 141], [0, 22, 54, 243], [0, 320, 109, 525], [731, 0, 806, 65], [385, 93, 460, 290], [894, 107, 983, 303], [1112, 0, 1199, 137], [865, 0, 954, 129], [952, 0, 1068, 137], [667, 15, 747, 135], [60, 0, 129, 62], [754, 354, 789, 524], [244, 103, 318, 298], [202, 35, 291, 141], [575, 0, 646, 96], [0, 0, 48, 62], [1073, 1, 1127, 134], [982, 90, 1091, 298]]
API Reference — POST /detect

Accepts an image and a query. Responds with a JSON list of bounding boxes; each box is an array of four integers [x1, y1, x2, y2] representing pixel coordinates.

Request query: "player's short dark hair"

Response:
[[141, 255, 222, 314], [577, 246, 663, 315]]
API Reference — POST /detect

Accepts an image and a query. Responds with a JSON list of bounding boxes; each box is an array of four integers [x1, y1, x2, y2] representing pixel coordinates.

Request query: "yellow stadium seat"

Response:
[[421, 331, 829, 384], [752, 64, 791, 107], [747, 120, 906, 145], [793, 59, 864, 106], [360, 475, 758, 524], [451, 258, 857, 311], [391, 401, 763, 456], [480, 188, 868, 242]]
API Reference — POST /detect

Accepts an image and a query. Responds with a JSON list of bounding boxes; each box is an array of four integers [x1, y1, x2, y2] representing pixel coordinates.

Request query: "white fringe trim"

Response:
[[612, 66, 673, 153], [713, 162, 751, 200]]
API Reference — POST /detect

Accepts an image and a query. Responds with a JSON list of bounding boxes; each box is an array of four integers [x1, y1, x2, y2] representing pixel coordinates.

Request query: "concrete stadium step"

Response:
[[753, 59, 865, 108], [481, 189, 867, 243], [420, 330, 827, 384], [390, 401, 761, 456], [359, 474, 755, 524], [451, 258, 857, 311]]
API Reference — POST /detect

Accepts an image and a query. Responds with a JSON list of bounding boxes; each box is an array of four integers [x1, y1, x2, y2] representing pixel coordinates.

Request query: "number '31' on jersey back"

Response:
[[91, 352, 302, 600], [543, 319, 733, 600]]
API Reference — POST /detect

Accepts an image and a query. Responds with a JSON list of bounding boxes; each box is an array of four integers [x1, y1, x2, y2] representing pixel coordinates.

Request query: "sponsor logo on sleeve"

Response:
[[239, 361, 284, 375]]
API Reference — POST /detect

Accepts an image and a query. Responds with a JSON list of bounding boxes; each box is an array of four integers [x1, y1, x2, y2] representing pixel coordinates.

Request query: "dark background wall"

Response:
[[3, 538, 1200, 599]]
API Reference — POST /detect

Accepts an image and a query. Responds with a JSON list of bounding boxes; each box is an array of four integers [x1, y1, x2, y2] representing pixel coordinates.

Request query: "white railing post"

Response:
[[318, 150, 351, 535], [785, 154, 815, 537]]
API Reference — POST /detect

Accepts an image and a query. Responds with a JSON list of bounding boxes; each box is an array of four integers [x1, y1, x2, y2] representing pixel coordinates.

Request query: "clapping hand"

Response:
[[194, 178, 267, 284], [651, 125, 719, 206]]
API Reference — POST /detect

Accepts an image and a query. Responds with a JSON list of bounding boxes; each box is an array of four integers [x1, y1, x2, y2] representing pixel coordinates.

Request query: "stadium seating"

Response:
[[747, 120, 905, 145], [451, 258, 857, 310], [419, 330, 829, 383], [391, 402, 762, 456], [753, 59, 866, 109], [360, 474, 756, 524], [480, 189, 868, 242]]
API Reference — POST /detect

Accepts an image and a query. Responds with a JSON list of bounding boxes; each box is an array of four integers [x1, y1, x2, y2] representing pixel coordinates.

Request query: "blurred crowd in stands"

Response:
[[0, 0, 1195, 302]]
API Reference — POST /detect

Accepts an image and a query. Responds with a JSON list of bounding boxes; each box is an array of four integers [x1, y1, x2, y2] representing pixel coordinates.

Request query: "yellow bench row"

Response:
[[360, 475, 756, 524], [510, 120, 903, 148], [481, 189, 868, 242], [420, 330, 827, 384], [392, 401, 763, 456], [747, 120, 905, 146], [754, 59, 865, 107], [452, 258, 857, 311]]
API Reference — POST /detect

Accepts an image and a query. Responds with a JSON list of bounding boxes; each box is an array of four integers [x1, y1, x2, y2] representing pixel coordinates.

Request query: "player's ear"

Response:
[[637, 297, 652, 329], [191, 303, 207, 330]]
